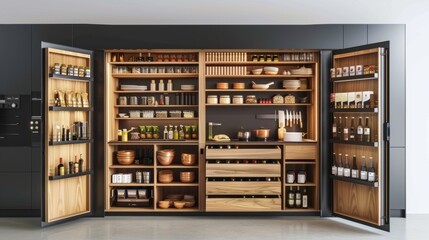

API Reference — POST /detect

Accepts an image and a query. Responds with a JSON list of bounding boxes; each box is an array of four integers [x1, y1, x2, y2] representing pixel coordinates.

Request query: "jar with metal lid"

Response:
[[245, 95, 257, 104], [67, 65, 74, 76], [207, 95, 218, 104], [297, 170, 307, 184], [73, 65, 79, 76], [232, 95, 243, 104], [219, 95, 231, 104], [130, 96, 138, 105], [286, 170, 296, 183], [84, 67, 91, 78], [78, 66, 85, 77], [53, 63, 60, 74], [273, 55, 279, 62], [118, 96, 127, 105]]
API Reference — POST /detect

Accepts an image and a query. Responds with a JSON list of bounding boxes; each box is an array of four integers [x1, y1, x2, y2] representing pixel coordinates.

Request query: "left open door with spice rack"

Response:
[[41, 42, 94, 226]]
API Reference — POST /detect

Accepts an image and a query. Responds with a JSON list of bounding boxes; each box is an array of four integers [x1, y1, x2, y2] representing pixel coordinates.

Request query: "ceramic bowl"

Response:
[[180, 172, 195, 183], [157, 154, 174, 166], [174, 201, 186, 209], [158, 201, 170, 209], [181, 153, 196, 166], [251, 68, 263, 75]]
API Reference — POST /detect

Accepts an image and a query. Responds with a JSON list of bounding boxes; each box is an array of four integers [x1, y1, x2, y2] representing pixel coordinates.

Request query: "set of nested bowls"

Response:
[[180, 171, 195, 183], [117, 150, 135, 165], [181, 153, 196, 166], [157, 149, 175, 166], [158, 170, 173, 183]]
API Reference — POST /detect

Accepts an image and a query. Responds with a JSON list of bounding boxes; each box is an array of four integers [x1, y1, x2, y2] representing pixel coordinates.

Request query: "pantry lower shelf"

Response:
[[49, 171, 92, 180]]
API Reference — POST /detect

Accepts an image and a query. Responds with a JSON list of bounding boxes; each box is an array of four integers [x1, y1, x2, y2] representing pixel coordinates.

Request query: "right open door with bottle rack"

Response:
[[329, 42, 390, 231]]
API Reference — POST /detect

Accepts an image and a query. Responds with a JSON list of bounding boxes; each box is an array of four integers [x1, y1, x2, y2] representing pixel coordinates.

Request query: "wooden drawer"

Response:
[[206, 147, 281, 160], [206, 163, 281, 177], [284, 144, 317, 160], [206, 198, 281, 212], [206, 181, 281, 195]]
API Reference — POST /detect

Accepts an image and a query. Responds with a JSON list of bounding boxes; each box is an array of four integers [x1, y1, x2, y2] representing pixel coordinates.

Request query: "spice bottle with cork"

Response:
[[167, 79, 173, 91], [150, 80, 156, 91], [158, 80, 165, 91]]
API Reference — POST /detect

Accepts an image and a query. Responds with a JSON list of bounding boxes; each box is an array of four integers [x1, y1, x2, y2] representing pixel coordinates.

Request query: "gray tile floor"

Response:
[[0, 215, 427, 240]]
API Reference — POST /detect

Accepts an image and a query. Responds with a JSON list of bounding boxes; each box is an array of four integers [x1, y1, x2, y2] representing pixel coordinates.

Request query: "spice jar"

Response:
[[67, 65, 74, 76], [53, 63, 60, 74], [286, 170, 296, 183], [130, 96, 138, 105], [219, 95, 231, 104], [207, 95, 218, 104], [297, 170, 307, 184], [245, 95, 257, 104], [232, 95, 244, 104], [118, 96, 127, 105], [273, 55, 279, 62], [84, 67, 91, 78], [73, 65, 79, 76], [78, 66, 85, 77]]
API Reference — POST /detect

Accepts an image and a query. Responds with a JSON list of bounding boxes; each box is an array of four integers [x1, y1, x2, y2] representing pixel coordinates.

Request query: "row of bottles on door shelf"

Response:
[[117, 125, 198, 141], [331, 153, 377, 182], [55, 155, 85, 176], [287, 186, 309, 209], [207, 159, 279, 164], [332, 116, 373, 142], [111, 52, 198, 63], [207, 177, 280, 182], [53, 90, 89, 108], [50, 63, 91, 78], [330, 91, 376, 109], [52, 122, 88, 142]]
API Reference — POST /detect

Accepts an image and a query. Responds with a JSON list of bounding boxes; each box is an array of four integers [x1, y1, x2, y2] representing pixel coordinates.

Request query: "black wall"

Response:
[[0, 24, 405, 217]]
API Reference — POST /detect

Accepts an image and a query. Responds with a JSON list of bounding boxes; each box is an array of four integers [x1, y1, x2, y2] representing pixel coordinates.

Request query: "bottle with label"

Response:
[[368, 157, 376, 182], [302, 188, 308, 209], [173, 125, 179, 140], [73, 156, 79, 174], [150, 80, 156, 91], [122, 128, 128, 141], [360, 156, 368, 181], [78, 154, 84, 173], [117, 129, 122, 141], [295, 187, 302, 208], [343, 117, 349, 141], [163, 125, 168, 139], [349, 117, 355, 141], [167, 79, 173, 91], [357, 117, 364, 141], [287, 186, 295, 208], [337, 153, 344, 177], [168, 125, 174, 140], [58, 158, 65, 176], [331, 153, 337, 176], [364, 117, 371, 142], [343, 154, 351, 178], [159, 80, 165, 91], [332, 116, 337, 139], [337, 116, 343, 139], [351, 155, 359, 179]]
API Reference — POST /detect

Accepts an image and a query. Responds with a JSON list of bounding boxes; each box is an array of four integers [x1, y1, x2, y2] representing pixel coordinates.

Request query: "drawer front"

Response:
[[206, 181, 281, 195], [284, 144, 317, 159], [206, 198, 281, 212], [206, 163, 281, 177], [206, 147, 281, 160]]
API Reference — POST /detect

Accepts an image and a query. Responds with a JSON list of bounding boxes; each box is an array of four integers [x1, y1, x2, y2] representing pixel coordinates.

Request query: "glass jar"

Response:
[[141, 66, 149, 73], [84, 67, 91, 77], [158, 67, 165, 74], [286, 170, 296, 184], [232, 95, 243, 104], [130, 96, 138, 105], [67, 65, 74, 76], [297, 170, 307, 184], [53, 63, 60, 74], [219, 95, 231, 104], [149, 66, 157, 74], [245, 95, 257, 104], [166, 66, 174, 73], [207, 95, 218, 104]]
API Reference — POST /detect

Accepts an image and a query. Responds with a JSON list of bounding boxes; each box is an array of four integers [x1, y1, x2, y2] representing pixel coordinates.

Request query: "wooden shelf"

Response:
[[330, 139, 379, 147], [109, 183, 154, 187], [156, 182, 199, 187], [49, 106, 92, 111], [205, 61, 316, 65], [283, 208, 319, 212], [205, 74, 314, 78], [285, 161, 316, 165], [154, 207, 200, 212], [284, 182, 316, 187], [156, 165, 199, 169], [49, 73, 92, 82], [109, 165, 154, 169], [106, 207, 155, 212], [49, 139, 93, 146], [205, 89, 312, 92], [206, 103, 311, 107], [114, 105, 198, 108], [332, 175, 379, 187], [110, 62, 198, 65], [108, 140, 198, 145], [330, 108, 378, 113], [114, 90, 198, 93], [115, 117, 198, 120], [331, 73, 378, 83], [113, 73, 198, 78], [49, 171, 92, 181]]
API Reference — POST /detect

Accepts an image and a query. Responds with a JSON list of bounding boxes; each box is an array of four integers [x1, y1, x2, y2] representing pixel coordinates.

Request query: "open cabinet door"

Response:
[[330, 42, 390, 231], [41, 42, 94, 226]]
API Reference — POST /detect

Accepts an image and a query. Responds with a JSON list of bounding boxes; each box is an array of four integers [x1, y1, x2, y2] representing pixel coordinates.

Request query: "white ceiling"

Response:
[[0, 0, 427, 24]]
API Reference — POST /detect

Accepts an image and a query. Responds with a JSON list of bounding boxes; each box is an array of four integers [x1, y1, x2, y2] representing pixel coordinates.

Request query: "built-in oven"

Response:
[[0, 95, 32, 146]]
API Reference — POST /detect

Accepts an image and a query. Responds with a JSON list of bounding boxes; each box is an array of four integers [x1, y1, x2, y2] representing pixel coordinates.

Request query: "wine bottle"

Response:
[[69, 160, 73, 174], [295, 187, 302, 208], [357, 117, 364, 141], [337, 117, 343, 139], [332, 116, 337, 139], [343, 117, 349, 141], [79, 154, 84, 173], [368, 157, 376, 182], [360, 156, 368, 181], [364, 117, 371, 142], [351, 155, 359, 179], [331, 153, 338, 176], [302, 188, 308, 209], [349, 117, 355, 141], [163, 125, 168, 139], [73, 156, 79, 174], [337, 153, 344, 177], [287, 186, 295, 208], [58, 158, 64, 176], [343, 154, 351, 178]]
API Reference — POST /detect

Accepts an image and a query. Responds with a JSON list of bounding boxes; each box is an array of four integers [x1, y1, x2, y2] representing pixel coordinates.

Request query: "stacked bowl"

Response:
[[158, 170, 173, 183], [117, 150, 135, 165], [157, 149, 175, 166]]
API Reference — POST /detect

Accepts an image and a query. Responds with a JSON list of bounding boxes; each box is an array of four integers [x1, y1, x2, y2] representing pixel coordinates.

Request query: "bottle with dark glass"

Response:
[[78, 154, 84, 173], [349, 117, 355, 141], [357, 117, 364, 141], [331, 153, 337, 176], [368, 157, 376, 182], [302, 188, 308, 209], [287, 186, 295, 208], [58, 158, 64, 176], [343, 117, 349, 141], [364, 117, 371, 142], [351, 155, 359, 179], [337, 117, 343, 140], [360, 156, 368, 181], [343, 154, 351, 178], [295, 187, 302, 208], [332, 116, 337, 139], [337, 153, 344, 177]]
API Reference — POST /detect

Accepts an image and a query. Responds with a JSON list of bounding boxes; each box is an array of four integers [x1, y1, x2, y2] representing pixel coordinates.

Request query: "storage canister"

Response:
[[297, 170, 307, 184], [232, 95, 244, 104], [245, 95, 257, 104], [219, 95, 231, 104], [207, 95, 218, 104], [286, 170, 296, 183]]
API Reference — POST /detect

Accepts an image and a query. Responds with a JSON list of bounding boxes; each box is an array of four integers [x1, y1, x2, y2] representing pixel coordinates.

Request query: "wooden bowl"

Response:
[[117, 151, 135, 165], [180, 172, 195, 183], [117, 150, 135, 156], [174, 201, 186, 209], [216, 82, 229, 89], [183, 200, 196, 208], [157, 154, 174, 166], [158, 201, 170, 209], [181, 153, 196, 166], [233, 82, 245, 89], [158, 170, 173, 183]]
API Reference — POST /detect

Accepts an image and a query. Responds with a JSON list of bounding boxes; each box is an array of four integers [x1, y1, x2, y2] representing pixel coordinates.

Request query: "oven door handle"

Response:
[[0, 123, 19, 126]]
